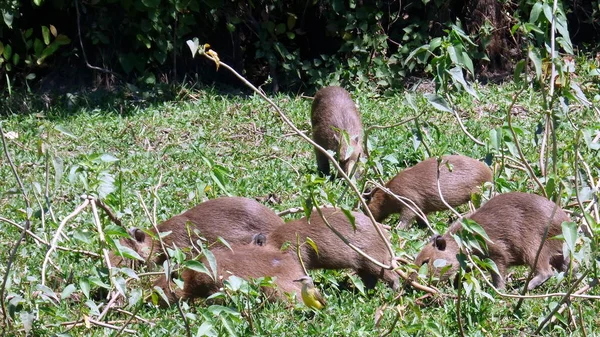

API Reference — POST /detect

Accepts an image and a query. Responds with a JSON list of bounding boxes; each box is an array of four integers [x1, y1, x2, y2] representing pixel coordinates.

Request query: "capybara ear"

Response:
[[433, 235, 446, 251], [129, 228, 146, 243], [252, 233, 267, 246]]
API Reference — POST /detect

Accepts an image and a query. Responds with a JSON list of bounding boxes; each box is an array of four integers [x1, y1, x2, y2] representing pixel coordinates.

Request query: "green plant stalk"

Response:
[[506, 87, 547, 197], [456, 258, 465, 337]]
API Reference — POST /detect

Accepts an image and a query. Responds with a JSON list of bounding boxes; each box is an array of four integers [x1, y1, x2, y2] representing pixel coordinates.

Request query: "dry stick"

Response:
[[64, 318, 136, 334], [534, 269, 590, 334], [136, 191, 192, 337], [506, 88, 547, 197], [312, 202, 390, 270], [456, 265, 466, 337], [0, 216, 99, 257], [578, 303, 588, 337], [74, 0, 121, 78], [574, 136, 594, 238], [539, 116, 550, 177], [114, 303, 145, 337], [367, 180, 434, 235], [435, 158, 462, 219], [90, 198, 113, 271], [514, 202, 560, 312], [0, 124, 33, 330], [95, 199, 123, 227], [576, 149, 600, 226], [41, 198, 90, 286], [464, 252, 600, 301], [549, 278, 599, 327], [444, 93, 485, 146], [198, 52, 397, 274]]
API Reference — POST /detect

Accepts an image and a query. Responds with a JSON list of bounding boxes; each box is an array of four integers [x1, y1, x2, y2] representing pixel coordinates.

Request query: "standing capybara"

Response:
[[311, 86, 363, 177], [152, 244, 304, 305], [265, 208, 399, 290], [109, 197, 284, 267], [415, 192, 572, 289], [367, 155, 492, 226]]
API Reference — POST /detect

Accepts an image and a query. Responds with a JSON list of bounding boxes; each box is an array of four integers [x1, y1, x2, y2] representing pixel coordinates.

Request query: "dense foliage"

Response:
[[1, 0, 600, 92]]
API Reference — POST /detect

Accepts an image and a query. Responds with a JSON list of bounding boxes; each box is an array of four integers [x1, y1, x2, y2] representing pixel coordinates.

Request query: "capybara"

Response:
[[311, 86, 363, 177], [266, 208, 399, 290], [110, 197, 284, 267], [415, 192, 571, 290], [152, 244, 304, 305], [367, 155, 492, 226]]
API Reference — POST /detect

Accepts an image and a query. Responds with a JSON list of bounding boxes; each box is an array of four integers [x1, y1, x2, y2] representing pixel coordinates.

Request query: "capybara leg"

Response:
[[357, 270, 378, 290], [316, 151, 330, 176], [528, 266, 554, 290]]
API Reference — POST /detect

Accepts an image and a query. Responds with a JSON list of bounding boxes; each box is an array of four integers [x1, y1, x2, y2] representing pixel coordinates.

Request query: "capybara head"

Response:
[[367, 155, 492, 226], [311, 86, 363, 177], [414, 192, 571, 290], [151, 244, 305, 306], [267, 207, 399, 290], [109, 197, 284, 268]]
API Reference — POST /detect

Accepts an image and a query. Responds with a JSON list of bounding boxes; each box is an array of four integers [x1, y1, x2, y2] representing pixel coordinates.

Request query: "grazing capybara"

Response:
[[311, 86, 363, 177], [110, 197, 284, 267], [152, 244, 304, 305], [266, 208, 399, 290], [415, 192, 572, 290], [367, 155, 492, 227]]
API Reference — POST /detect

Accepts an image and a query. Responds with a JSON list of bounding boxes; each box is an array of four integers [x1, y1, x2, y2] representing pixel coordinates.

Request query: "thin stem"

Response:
[[0, 123, 33, 330]]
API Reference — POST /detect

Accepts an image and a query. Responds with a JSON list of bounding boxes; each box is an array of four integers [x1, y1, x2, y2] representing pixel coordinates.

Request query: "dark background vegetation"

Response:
[[1, 0, 599, 99]]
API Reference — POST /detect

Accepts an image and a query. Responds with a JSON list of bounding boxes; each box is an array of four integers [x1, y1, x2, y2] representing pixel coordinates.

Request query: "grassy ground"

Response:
[[0, 75, 599, 336]]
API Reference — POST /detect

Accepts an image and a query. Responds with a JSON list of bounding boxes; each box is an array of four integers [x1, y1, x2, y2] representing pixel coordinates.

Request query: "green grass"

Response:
[[0, 78, 599, 336]]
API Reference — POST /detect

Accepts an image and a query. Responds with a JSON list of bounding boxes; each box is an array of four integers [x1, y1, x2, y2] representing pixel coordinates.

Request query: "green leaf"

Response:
[[528, 48, 542, 81], [3, 11, 13, 28], [42, 26, 50, 45], [513, 60, 526, 83], [55, 35, 71, 46], [79, 278, 90, 299], [424, 94, 452, 113], [461, 218, 493, 243], [0, 42, 3, 56], [447, 66, 478, 98], [54, 125, 77, 139], [529, 2, 543, 23], [114, 242, 145, 262], [3, 44, 12, 60], [305, 237, 319, 257], [184, 260, 212, 277], [141, 0, 160, 8], [561, 221, 577, 254], [204, 249, 218, 281]]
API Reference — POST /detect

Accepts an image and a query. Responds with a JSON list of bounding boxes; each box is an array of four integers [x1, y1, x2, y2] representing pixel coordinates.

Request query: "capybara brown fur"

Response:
[[152, 244, 304, 305], [415, 192, 571, 290], [267, 208, 399, 290], [367, 155, 492, 227], [109, 197, 284, 267], [311, 86, 363, 177]]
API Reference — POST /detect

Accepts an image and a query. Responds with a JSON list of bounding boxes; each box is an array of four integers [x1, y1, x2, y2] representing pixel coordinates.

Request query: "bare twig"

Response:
[[312, 202, 390, 270], [0, 123, 33, 330], [506, 88, 547, 197], [444, 93, 485, 146], [534, 269, 590, 334], [42, 197, 90, 285], [74, 0, 121, 78], [95, 199, 123, 227], [0, 216, 99, 257], [198, 48, 397, 275]]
